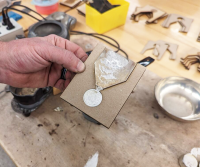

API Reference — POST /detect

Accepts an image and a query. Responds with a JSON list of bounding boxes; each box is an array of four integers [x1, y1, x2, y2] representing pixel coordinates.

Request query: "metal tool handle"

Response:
[[138, 57, 154, 67]]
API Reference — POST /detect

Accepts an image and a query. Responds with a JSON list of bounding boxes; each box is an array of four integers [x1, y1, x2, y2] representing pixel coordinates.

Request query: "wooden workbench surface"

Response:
[[16, 0, 200, 83], [1, 0, 200, 166], [1, 70, 200, 167]]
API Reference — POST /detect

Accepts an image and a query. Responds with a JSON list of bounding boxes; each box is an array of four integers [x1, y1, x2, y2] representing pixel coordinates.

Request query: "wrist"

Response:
[[0, 41, 9, 84]]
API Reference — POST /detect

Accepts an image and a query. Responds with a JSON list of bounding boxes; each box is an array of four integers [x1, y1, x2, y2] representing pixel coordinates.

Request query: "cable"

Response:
[[2, 6, 8, 25], [71, 30, 120, 52], [71, 30, 128, 58], [72, 31, 128, 58], [71, 31, 120, 52], [7, 4, 46, 21], [6, 7, 42, 22]]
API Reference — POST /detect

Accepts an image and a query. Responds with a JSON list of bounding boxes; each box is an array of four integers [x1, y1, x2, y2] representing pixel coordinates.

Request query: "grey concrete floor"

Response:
[[0, 146, 16, 167]]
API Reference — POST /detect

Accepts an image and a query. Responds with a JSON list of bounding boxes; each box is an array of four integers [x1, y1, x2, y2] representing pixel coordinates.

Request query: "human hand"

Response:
[[0, 35, 88, 91]]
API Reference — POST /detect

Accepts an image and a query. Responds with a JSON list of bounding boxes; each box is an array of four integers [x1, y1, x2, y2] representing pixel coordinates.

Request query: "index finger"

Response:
[[43, 35, 88, 62]]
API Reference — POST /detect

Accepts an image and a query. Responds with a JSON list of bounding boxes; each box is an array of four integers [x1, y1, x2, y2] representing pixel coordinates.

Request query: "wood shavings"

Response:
[[54, 107, 63, 112]]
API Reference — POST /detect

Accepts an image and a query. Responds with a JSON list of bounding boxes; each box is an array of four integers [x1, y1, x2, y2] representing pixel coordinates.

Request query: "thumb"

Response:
[[38, 44, 86, 73]]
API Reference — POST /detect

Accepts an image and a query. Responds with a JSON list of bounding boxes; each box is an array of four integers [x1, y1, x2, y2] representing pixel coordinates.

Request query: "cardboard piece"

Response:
[[61, 44, 146, 128], [197, 31, 200, 42], [60, 0, 81, 8], [155, 40, 178, 60], [76, 4, 86, 16], [131, 5, 167, 24], [180, 49, 200, 70], [162, 14, 193, 33], [141, 40, 178, 60]]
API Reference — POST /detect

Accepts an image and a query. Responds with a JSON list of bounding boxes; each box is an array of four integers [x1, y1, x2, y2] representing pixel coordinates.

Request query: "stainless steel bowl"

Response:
[[155, 76, 200, 121]]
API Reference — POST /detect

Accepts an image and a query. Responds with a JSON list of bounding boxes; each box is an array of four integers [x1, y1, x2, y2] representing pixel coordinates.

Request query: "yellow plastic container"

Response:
[[86, 0, 129, 34]]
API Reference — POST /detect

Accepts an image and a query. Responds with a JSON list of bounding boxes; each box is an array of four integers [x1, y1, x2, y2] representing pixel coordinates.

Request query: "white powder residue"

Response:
[[160, 144, 172, 154], [98, 51, 129, 81], [84, 152, 99, 167], [100, 51, 128, 69], [100, 66, 116, 80], [95, 49, 135, 89]]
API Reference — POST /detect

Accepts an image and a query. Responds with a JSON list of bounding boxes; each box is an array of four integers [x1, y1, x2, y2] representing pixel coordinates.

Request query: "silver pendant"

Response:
[[83, 49, 135, 107], [83, 89, 102, 107]]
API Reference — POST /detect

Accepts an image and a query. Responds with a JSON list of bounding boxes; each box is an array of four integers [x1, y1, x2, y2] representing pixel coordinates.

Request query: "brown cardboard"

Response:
[[132, 5, 166, 23], [76, 4, 86, 16], [180, 48, 200, 70], [162, 14, 193, 33], [60, 44, 146, 128], [60, 0, 81, 8], [141, 40, 178, 60]]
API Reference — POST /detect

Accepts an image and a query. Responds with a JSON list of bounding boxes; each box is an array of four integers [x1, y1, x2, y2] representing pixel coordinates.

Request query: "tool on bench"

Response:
[[28, 20, 69, 38], [10, 87, 53, 117], [131, 5, 167, 24], [141, 40, 178, 60], [82, 0, 120, 13], [46, 11, 77, 30], [162, 14, 193, 33], [28, 11, 76, 38]]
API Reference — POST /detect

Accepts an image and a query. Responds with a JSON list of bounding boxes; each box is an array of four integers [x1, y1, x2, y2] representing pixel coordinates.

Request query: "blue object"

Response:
[[31, 0, 58, 7], [0, 11, 22, 22], [0, 11, 22, 21]]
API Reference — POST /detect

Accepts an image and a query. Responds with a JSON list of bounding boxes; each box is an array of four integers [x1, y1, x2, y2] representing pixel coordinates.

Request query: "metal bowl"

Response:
[[155, 76, 200, 121]]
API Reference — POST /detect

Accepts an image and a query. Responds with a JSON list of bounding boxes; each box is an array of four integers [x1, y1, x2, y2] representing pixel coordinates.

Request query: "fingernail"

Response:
[[77, 61, 85, 72]]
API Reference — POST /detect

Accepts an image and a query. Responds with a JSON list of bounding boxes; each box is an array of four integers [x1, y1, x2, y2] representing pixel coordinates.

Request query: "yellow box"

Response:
[[86, 0, 129, 34]]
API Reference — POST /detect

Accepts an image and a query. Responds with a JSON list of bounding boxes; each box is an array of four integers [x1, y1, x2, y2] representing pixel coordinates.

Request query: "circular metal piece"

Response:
[[28, 20, 68, 39], [155, 76, 200, 122], [83, 89, 102, 107]]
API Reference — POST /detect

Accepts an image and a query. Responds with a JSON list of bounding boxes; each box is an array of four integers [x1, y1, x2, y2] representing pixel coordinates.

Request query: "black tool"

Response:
[[138, 57, 155, 67], [10, 87, 52, 117], [85, 0, 120, 13]]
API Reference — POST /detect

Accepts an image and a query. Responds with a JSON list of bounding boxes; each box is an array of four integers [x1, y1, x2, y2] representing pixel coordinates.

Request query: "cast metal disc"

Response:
[[83, 89, 102, 107]]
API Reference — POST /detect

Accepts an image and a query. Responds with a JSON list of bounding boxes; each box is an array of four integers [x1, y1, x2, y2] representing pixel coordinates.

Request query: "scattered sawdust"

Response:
[[54, 107, 63, 112]]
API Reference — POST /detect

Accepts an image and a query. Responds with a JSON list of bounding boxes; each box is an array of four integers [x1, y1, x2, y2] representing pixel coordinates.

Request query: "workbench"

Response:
[[1, 0, 200, 166]]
